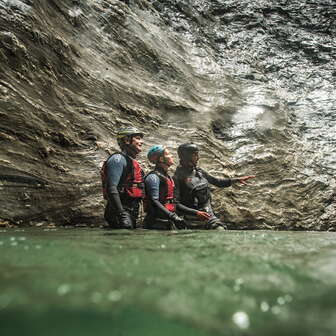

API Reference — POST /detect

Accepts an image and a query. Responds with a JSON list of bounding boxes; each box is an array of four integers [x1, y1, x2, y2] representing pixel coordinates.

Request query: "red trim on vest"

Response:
[[101, 154, 144, 200], [144, 173, 176, 213], [160, 176, 176, 212], [123, 158, 144, 198]]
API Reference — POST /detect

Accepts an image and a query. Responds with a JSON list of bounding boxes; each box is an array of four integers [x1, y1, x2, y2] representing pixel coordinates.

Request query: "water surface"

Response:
[[1, 228, 336, 335]]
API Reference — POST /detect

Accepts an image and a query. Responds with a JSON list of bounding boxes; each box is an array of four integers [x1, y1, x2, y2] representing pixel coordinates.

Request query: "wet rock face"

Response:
[[0, 0, 335, 229]]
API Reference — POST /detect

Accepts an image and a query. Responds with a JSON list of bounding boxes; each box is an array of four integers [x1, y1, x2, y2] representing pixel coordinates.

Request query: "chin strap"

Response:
[[160, 159, 170, 169], [123, 145, 138, 158], [180, 159, 194, 167]]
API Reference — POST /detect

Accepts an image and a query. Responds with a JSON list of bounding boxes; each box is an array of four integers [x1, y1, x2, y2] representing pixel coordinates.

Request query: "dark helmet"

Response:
[[177, 143, 199, 162], [117, 126, 144, 139], [116, 126, 144, 147], [147, 145, 165, 164]]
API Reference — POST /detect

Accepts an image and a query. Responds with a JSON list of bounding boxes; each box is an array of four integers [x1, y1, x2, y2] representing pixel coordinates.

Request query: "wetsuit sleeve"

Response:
[[145, 174, 160, 200], [105, 154, 128, 213], [145, 174, 174, 219], [173, 173, 198, 216], [200, 168, 233, 188]]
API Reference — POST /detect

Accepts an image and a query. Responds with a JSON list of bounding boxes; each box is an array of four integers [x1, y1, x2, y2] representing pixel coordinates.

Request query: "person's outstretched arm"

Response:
[[200, 168, 255, 187], [234, 175, 256, 185]]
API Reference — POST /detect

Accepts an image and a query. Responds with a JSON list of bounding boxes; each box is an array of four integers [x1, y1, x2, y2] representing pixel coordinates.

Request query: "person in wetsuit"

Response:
[[101, 127, 144, 229], [173, 143, 255, 229], [143, 145, 186, 230]]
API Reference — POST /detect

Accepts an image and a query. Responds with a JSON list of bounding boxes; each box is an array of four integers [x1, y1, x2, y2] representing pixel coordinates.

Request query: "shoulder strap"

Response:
[[120, 151, 134, 175], [108, 152, 133, 186], [145, 170, 164, 181], [151, 170, 173, 201], [145, 170, 168, 188], [150, 170, 170, 182]]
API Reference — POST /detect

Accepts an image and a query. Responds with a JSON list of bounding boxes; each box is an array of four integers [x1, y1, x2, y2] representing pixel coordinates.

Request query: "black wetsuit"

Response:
[[173, 165, 233, 229]]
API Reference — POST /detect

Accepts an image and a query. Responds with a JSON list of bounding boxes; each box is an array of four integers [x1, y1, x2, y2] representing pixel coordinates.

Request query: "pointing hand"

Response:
[[238, 175, 256, 185]]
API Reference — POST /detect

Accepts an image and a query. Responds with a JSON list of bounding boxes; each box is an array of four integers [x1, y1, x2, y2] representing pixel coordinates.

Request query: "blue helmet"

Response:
[[147, 145, 165, 164]]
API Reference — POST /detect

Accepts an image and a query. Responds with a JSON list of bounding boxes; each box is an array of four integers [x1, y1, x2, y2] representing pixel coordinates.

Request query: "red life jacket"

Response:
[[144, 171, 176, 212], [101, 153, 144, 200], [161, 175, 175, 212]]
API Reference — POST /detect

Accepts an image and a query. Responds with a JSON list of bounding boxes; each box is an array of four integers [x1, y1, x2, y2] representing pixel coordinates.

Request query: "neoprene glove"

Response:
[[207, 217, 227, 230], [169, 213, 186, 226], [117, 211, 133, 229]]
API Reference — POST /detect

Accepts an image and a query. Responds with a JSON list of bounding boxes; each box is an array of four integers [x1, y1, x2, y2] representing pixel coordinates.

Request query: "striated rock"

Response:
[[0, 0, 335, 229]]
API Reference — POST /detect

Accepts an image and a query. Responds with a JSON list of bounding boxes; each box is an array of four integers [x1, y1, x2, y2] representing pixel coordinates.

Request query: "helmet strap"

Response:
[[180, 158, 194, 167], [157, 160, 169, 172], [121, 136, 139, 158], [156, 151, 170, 170]]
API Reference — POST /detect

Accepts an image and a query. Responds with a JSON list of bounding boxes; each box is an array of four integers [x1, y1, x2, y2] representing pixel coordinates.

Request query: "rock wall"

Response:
[[0, 0, 335, 229]]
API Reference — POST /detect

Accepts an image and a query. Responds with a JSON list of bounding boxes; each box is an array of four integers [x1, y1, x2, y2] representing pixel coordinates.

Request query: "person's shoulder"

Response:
[[107, 153, 127, 165], [145, 172, 160, 184]]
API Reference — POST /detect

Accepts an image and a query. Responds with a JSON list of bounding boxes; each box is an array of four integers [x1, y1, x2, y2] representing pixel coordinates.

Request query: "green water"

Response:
[[1, 228, 336, 336]]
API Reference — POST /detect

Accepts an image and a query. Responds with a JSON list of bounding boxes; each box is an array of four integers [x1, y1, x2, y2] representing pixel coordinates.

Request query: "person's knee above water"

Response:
[[173, 143, 255, 229], [101, 127, 145, 229], [144, 145, 186, 230]]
